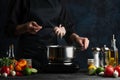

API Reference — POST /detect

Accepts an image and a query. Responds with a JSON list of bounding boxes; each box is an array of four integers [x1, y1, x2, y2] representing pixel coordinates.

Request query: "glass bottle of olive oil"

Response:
[[109, 34, 119, 66], [100, 45, 110, 67]]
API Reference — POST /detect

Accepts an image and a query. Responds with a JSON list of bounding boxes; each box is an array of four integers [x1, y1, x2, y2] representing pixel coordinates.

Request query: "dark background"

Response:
[[0, 0, 120, 70]]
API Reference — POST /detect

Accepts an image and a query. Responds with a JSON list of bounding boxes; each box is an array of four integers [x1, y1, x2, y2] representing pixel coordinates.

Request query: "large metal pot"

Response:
[[46, 45, 78, 64]]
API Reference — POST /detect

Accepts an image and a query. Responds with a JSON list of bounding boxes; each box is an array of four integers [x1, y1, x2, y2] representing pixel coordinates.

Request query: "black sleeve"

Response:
[[5, 0, 29, 37], [59, 6, 75, 44]]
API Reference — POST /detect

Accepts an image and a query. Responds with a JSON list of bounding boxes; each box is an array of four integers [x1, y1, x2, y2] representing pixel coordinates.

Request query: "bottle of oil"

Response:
[[109, 34, 119, 66], [100, 45, 110, 67]]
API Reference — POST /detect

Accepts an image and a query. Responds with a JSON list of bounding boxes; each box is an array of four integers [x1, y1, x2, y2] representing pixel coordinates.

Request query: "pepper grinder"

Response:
[[92, 47, 101, 67]]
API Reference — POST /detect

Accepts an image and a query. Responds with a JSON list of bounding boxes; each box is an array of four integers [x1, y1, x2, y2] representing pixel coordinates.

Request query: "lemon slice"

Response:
[[31, 68, 38, 73]]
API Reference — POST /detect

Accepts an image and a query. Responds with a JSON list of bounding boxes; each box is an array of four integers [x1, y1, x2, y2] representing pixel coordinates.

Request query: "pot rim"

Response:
[[47, 45, 74, 48]]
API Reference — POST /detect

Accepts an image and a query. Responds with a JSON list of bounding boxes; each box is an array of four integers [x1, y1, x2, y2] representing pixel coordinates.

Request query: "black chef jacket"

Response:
[[6, 0, 75, 68]]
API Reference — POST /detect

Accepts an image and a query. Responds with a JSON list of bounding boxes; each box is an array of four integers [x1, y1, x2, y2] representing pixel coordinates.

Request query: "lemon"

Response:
[[88, 64, 96, 70], [88, 64, 97, 75]]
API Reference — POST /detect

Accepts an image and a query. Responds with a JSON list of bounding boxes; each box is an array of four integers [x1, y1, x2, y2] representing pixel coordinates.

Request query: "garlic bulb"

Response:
[[2, 73, 8, 77], [11, 71, 16, 76], [113, 70, 119, 78], [99, 72, 104, 76]]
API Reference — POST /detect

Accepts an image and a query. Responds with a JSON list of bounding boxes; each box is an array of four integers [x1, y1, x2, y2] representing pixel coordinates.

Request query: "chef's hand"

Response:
[[25, 21, 42, 34], [15, 21, 42, 35], [54, 24, 66, 38], [70, 33, 89, 51]]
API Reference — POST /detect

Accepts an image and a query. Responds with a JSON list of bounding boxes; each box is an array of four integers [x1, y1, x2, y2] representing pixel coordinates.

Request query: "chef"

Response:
[[5, 0, 89, 69]]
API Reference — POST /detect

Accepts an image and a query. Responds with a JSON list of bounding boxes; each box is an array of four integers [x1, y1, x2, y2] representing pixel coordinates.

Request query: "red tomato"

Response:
[[114, 66, 120, 76], [0, 66, 10, 75], [16, 71, 23, 76], [104, 65, 114, 77]]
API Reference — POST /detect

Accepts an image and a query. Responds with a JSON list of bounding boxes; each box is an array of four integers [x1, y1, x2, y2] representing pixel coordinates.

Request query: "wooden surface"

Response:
[[0, 71, 120, 80]]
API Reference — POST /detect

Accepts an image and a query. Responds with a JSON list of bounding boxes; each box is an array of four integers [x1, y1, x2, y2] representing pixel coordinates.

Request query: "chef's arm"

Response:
[[59, 5, 89, 49], [15, 24, 27, 35], [15, 21, 42, 35]]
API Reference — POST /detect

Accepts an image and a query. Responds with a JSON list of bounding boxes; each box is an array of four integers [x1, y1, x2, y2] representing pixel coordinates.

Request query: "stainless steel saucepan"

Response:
[[46, 45, 80, 64]]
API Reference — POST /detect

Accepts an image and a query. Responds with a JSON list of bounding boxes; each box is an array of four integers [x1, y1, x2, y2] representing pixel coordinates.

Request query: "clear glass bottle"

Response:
[[109, 34, 119, 66], [88, 59, 94, 67], [100, 45, 110, 67]]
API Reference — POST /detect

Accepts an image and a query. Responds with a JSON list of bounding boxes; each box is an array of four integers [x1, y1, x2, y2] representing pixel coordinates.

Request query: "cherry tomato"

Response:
[[0, 66, 10, 75], [104, 65, 114, 77], [16, 71, 23, 76]]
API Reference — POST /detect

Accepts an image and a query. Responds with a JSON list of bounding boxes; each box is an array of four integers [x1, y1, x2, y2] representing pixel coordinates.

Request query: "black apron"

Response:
[[16, 0, 63, 68]]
